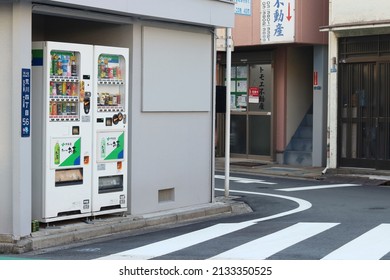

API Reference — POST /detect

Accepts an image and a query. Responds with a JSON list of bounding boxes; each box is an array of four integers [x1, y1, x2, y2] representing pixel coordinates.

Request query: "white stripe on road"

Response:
[[322, 224, 390, 260], [210, 222, 339, 260], [215, 175, 277, 185], [215, 188, 312, 223], [97, 222, 254, 260], [277, 184, 360, 192], [97, 190, 311, 260]]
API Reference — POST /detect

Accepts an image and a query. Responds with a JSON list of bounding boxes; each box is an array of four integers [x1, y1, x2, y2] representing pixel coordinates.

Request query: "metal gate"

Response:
[[338, 35, 390, 169]]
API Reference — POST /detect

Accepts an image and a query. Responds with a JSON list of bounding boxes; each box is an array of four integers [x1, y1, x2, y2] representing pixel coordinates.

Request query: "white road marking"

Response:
[[97, 189, 311, 260], [277, 183, 360, 192], [215, 188, 312, 223], [322, 224, 390, 260], [215, 175, 277, 185], [97, 222, 254, 260], [210, 222, 339, 260]]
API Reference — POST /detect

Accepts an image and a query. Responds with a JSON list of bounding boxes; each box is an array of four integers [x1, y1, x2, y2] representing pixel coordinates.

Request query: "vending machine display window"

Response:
[[97, 54, 126, 112], [49, 50, 81, 121]]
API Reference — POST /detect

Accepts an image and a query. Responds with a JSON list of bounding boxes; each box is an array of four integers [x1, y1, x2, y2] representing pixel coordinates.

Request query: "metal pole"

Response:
[[224, 28, 232, 198]]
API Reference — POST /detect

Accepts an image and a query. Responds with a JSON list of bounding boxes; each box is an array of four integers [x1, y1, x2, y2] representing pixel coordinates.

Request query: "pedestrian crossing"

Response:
[[96, 222, 390, 260]]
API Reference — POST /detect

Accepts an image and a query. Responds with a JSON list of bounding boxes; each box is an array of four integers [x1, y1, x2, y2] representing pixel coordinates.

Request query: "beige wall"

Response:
[[330, 0, 390, 25]]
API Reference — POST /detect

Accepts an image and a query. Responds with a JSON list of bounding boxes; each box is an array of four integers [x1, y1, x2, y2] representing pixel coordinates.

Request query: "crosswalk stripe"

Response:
[[97, 222, 254, 260], [276, 184, 360, 192], [322, 224, 390, 260], [209, 222, 339, 260]]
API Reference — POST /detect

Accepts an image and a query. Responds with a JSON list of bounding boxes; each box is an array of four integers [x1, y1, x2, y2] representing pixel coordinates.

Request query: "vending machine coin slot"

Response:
[[84, 92, 91, 114], [105, 117, 112, 126], [72, 126, 79, 135]]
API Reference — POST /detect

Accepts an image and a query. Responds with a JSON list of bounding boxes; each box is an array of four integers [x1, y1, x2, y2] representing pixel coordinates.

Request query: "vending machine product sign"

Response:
[[51, 137, 81, 168], [97, 131, 124, 162]]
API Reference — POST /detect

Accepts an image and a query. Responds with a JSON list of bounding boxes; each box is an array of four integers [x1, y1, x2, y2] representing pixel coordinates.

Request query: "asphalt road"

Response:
[[18, 172, 390, 260]]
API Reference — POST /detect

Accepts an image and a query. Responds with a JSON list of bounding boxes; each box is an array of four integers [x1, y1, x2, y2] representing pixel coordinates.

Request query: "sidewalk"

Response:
[[215, 157, 390, 185]]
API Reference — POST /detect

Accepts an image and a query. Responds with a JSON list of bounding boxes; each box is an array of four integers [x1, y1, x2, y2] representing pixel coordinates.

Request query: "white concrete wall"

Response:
[[0, 1, 32, 239], [330, 0, 390, 25], [130, 24, 213, 215], [0, 3, 13, 238]]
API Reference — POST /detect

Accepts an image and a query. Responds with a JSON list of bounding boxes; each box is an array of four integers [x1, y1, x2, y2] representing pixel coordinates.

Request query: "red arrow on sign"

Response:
[[286, 2, 292, 21]]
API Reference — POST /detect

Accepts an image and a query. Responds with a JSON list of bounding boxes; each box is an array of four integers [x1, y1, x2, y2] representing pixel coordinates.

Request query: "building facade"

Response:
[[324, 0, 390, 171], [0, 0, 234, 247], [217, 0, 329, 167]]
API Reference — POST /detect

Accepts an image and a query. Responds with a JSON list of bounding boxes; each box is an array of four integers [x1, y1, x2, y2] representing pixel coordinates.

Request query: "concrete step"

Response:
[[284, 150, 312, 166], [288, 138, 312, 152]]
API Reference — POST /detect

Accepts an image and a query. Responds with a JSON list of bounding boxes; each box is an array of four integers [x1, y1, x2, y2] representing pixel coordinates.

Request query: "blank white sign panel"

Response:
[[142, 26, 212, 112]]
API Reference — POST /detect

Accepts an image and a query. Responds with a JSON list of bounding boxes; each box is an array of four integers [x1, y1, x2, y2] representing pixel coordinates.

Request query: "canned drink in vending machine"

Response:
[[62, 102, 67, 115], [57, 103, 62, 115], [66, 103, 71, 115], [71, 103, 76, 115]]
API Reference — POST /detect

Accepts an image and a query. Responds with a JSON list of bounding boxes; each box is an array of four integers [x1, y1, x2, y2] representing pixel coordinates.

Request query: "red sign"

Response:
[[249, 87, 260, 97], [313, 71, 318, 86], [249, 87, 260, 104]]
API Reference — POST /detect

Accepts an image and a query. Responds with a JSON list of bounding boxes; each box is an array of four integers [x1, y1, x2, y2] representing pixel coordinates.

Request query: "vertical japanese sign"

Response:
[[261, 0, 295, 44], [235, 0, 252, 16], [21, 68, 31, 137], [258, 65, 268, 111]]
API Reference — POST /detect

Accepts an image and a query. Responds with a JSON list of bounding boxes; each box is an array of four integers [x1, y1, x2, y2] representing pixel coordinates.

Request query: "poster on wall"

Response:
[[249, 87, 260, 103], [228, 66, 248, 111], [260, 0, 295, 44]]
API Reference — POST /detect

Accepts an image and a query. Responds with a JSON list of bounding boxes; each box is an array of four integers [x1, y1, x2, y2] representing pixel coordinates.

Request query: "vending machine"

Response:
[[32, 41, 94, 222], [92, 46, 128, 215]]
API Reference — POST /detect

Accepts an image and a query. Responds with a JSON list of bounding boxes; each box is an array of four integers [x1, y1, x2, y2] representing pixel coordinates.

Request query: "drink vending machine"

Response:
[[92, 46, 128, 215], [32, 41, 128, 222]]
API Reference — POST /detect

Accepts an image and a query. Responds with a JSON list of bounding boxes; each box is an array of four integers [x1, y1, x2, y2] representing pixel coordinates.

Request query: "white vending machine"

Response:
[[32, 41, 94, 222], [92, 46, 129, 215]]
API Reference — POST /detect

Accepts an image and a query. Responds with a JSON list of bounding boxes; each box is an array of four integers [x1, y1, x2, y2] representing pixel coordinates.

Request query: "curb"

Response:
[[0, 198, 251, 254]]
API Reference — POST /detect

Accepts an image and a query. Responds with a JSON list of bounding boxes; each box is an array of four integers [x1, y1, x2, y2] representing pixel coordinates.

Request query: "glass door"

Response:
[[228, 64, 273, 159]]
